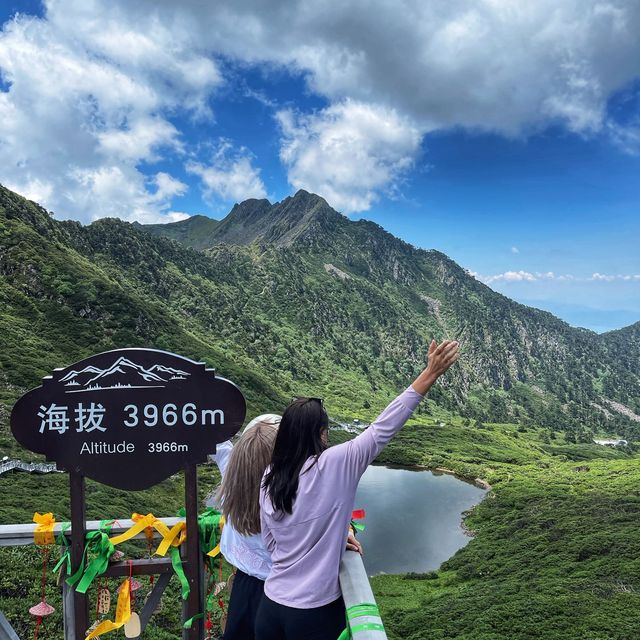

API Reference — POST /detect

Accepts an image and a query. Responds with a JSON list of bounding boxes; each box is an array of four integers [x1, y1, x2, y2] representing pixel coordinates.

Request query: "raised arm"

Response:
[[330, 339, 460, 476], [209, 439, 233, 477]]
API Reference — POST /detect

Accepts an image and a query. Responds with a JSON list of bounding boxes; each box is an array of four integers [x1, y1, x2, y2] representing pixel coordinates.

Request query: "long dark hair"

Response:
[[262, 398, 329, 514]]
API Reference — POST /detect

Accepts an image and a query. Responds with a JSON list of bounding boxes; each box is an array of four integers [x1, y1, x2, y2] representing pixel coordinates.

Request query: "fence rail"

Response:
[[0, 518, 388, 639], [0, 459, 61, 476]]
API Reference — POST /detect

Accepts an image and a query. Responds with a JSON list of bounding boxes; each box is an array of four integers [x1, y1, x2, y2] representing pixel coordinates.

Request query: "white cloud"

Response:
[[591, 272, 640, 281], [468, 269, 640, 284], [606, 120, 640, 155], [164, 211, 191, 223], [187, 141, 267, 203], [277, 101, 422, 213], [97, 118, 182, 163], [139, 0, 640, 135], [511, 246, 520, 254], [65, 167, 188, 223], [2, 0, 640, 219], [0, 3, 221, 223]]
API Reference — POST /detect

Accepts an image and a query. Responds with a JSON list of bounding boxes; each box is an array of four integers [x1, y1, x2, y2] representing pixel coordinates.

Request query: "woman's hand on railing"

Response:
[[346, 527, 363, 555]]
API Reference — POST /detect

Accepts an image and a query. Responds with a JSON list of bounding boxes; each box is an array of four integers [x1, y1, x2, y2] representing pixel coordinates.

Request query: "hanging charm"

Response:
[[30, 542, 54, 640], [123, 612, 141, 638], [29, 601, 55, 640], [213, 581, 226, 596], [97, 586, 111, 615], [109, 550, 124, 562]]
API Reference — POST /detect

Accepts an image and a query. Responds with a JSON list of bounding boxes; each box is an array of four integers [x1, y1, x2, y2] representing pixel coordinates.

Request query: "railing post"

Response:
[[339, 550, 388, 639], [69, 471, 88, 639], [183, 464, 204, 639]]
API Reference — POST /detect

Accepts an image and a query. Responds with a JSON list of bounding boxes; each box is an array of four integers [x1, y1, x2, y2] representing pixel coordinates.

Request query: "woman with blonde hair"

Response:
[[212, 414, 282, 640]]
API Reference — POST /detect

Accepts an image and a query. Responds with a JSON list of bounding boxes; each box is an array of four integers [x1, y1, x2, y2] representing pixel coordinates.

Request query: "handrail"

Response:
[[0, 459, 61, 476], [0, 517, 182, 547], [339, 550, 388, 639], [1, 520, 389, 638]]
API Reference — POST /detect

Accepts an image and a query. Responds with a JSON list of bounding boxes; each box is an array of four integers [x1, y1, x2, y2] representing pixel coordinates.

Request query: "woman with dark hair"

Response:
[[255, 338, 460, 640], [212, 416, 362, 639]]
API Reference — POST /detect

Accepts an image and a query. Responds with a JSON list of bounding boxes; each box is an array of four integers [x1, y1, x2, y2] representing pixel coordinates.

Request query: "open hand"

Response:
[[426, 339, 460, 378]]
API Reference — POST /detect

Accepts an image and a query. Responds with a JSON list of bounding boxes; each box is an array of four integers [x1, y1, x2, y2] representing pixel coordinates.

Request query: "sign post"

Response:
[[11, 348, 247, 639]]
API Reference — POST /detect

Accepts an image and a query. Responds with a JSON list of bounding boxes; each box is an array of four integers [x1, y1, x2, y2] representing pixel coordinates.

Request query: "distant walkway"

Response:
[[0, 459, 61, 476]]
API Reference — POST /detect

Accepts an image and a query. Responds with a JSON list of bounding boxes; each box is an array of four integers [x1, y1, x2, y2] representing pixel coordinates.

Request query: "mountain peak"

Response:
[[142, 213, 220, 250], [206, 190, 345, 247]]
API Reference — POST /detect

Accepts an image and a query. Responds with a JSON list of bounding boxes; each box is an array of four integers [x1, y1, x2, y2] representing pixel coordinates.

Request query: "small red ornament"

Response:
[[29, 602, 55, 617]]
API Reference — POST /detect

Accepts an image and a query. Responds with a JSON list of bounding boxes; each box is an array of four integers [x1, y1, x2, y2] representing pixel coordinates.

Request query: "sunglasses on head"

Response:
[[292, 396, 324, 408]]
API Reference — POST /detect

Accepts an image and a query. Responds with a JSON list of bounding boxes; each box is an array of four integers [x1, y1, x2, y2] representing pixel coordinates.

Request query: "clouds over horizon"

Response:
[[468, 269, 640, 284], [1, 0, 640, 221]]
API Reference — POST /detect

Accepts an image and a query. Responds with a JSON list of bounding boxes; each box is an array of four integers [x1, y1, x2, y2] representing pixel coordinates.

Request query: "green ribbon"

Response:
[[66, 520, 115, 593], [52, 521, 72, 576], [170, 546, 190, 600], [182, 612, 205, 630], [350, 519, 365, 533], [338, 603, 385, 639], [179, 507, 225, 628]]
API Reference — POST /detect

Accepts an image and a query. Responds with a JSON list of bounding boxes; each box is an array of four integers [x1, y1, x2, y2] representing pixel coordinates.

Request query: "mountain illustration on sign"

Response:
[[59, 357, 190, 392]]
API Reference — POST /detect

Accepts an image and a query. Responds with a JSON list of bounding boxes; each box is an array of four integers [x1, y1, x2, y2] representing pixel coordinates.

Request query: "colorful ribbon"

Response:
[[33, 512, 56, 545], [85, 577, 131, 639], [182, 508, 226, 629], [66, 521, 115, 594], [52, 521, 72, 576], [337, 603, 385, 639], [350, 508, 366, 533], [108, 513, 157, 546], [55, 507, 224, 612]]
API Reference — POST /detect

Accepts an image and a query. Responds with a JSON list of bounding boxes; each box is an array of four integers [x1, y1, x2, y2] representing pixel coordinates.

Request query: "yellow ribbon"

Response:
[[108, 513, 188, 557], [85, 578, 131, 639], [108, 513, 158, 546], [155, 521, 187, 557], [33, 512, 56, 545], [206, 515, 225, 557]]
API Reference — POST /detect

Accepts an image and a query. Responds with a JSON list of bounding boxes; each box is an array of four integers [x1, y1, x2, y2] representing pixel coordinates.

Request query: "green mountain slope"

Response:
[[2, 184, 639, 444], [138, 214, 220, 250], [1, 184, 639, 640], [141, 188, 640, 442]]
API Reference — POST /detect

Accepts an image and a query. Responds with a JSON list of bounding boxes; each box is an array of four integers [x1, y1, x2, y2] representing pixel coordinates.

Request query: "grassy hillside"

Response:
[[371, 425, 640, 639], [1, 184, 639, 639]]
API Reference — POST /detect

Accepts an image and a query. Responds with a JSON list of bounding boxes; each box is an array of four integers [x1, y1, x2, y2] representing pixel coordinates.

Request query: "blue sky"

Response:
[[1, 1, 639, 333]]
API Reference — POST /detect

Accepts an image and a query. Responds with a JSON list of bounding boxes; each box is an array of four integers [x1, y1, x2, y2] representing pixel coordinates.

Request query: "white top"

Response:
[[210, 440, 273, 580]]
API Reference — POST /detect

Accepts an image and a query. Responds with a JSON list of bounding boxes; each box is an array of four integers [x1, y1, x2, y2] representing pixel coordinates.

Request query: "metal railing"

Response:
[[0, 459, 61, 476], [0, 519, 388, 639]]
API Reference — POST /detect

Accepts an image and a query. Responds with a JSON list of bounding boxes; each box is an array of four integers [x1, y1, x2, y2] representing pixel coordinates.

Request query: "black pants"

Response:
[[223, 569, 265, 640], [255, 593, 346, 640]]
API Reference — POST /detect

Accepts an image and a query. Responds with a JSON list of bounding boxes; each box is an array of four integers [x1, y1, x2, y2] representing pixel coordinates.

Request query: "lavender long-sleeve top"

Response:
[[259, 385, 424, 608]]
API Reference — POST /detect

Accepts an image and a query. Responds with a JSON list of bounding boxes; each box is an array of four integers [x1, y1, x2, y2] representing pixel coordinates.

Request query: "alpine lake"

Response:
[[355, 465, 487, 576]]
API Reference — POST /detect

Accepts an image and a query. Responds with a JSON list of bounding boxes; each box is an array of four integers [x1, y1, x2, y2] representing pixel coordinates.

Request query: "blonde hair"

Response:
[[217, 419, 279, 536]]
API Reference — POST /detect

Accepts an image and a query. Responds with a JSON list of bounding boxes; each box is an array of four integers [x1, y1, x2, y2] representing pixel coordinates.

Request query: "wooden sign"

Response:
[[10, 348, 246, 490]]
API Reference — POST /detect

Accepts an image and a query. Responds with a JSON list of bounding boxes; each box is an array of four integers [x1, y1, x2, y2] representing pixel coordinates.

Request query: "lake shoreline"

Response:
[[378, 461, 493, 491]]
